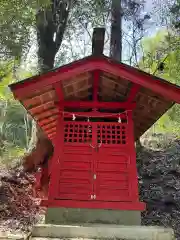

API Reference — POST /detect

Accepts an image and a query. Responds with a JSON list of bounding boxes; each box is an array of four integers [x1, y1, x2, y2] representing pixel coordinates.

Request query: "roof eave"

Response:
[[9, 55, 180, 104]]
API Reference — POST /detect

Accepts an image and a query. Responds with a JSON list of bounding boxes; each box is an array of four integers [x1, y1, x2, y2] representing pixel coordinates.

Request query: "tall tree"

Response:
[[110, 0, 150, 63], [109, 0, 149, 148], [36, 1, 73, 72], [110, 0, 122, 61], [30, 1, 75, 166]]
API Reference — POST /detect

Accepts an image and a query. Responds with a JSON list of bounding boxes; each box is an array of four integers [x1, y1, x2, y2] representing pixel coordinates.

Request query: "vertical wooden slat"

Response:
[[126, 110, 139, 201]]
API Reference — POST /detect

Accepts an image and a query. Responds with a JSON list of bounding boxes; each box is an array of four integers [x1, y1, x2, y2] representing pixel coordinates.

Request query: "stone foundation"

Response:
[[45, 208, 141, 225], [32, 224, 175, 240]]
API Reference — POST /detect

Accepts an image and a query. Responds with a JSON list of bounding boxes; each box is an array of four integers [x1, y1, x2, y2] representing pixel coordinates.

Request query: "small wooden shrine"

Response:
[[9, 28, 180, 225]]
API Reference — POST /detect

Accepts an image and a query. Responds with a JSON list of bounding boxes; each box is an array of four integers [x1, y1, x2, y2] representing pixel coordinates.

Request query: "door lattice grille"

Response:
[[64, 123, 92, 143], [64, 122, 127, 145], [97, 124, 127, 145]]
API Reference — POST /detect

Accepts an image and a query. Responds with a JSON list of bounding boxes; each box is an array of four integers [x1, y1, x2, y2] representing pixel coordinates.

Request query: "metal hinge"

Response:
[[90, 194, 96, 199]]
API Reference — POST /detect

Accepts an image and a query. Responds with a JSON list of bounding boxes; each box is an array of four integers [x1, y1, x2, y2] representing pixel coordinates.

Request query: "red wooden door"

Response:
[[57, 121, 95, 200], [57, 121, 134, 202], [94, 148, 132, 201], [93, 122, 133, 201]]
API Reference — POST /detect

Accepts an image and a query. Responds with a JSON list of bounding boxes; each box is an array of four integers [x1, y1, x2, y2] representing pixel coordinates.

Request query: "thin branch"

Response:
[[153, 54, 170, 75], [78, 20, 92, 40]]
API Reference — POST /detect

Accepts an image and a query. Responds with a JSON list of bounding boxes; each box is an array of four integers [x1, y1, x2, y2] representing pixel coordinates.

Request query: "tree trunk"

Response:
[[23, 1, 71, 175], [110, 0, 122, 62], [110, 0, 143, 149]]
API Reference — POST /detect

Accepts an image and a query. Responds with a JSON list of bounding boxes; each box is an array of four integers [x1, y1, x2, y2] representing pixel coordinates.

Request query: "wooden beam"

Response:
[[35, 108, 59, 121], [58, 100, 136, 109], [43, 121, 57, 131], [93, 71, 100, 101], [37, 113, 59, 122], [39, 118, 58, 127], [54, 82, 64, 101], [63, 111, 127, 119], [23, 90, 55, 106], [28, 101, 55, 114], [46, 127, 56, 134], [127, 84, 141, 102], [41, 199, 146, 211]]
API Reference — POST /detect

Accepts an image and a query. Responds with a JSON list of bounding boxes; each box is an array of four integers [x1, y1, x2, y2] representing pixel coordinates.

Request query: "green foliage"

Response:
[[0, 0, 33, 58], [0, 61, 16, 99], [139, 31, 180, 136], [1, 101, 32, 147], [0, 143, 25, 165], [0, 61, 33, 165], [139, 31, 169, 73], [0, 0, 51, 62]]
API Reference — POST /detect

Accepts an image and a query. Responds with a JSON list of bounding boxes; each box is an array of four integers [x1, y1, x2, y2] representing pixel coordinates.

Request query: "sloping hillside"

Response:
[[0, 166, 44, 234], [139, 134, 180, 239]]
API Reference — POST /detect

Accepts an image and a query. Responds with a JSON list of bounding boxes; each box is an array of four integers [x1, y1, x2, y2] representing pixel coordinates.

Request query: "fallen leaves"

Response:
[[138, 139, 180, 240], [0, 166, 45, 234]]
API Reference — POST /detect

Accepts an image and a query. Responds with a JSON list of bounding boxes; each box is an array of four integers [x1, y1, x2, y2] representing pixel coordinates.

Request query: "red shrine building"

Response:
[[9, 30, 180, 225]]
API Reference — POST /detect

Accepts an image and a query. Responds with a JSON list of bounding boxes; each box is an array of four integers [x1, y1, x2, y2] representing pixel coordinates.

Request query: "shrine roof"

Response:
[[9, 55, 180, 141]]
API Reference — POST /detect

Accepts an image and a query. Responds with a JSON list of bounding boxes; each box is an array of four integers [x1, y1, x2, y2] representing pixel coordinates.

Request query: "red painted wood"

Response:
[[39, 118, 58, 128], [94, 152, 131, 201], [46, 127, 56, 134], [59, 100, 136, 109], [98, 59, 180, 104], [57, 146, 94, 200], [48, 112, 63, 200], [10, 57, 94, 98], [29, 91, 144, 211], [50, 119, 142, 209], [10, 56, 180, 103], [93, 121, 137, 202], [63, 111, 127, 119], [10, 53, 180, 213], [41, 199, 146, 211], [126, 110, 139, 201], [127, 84, 141, 102], [93, 71, 99, 101], [54, 82, 64, 101], [66, 111, 127, 118], [51, 121, 95, 201]]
